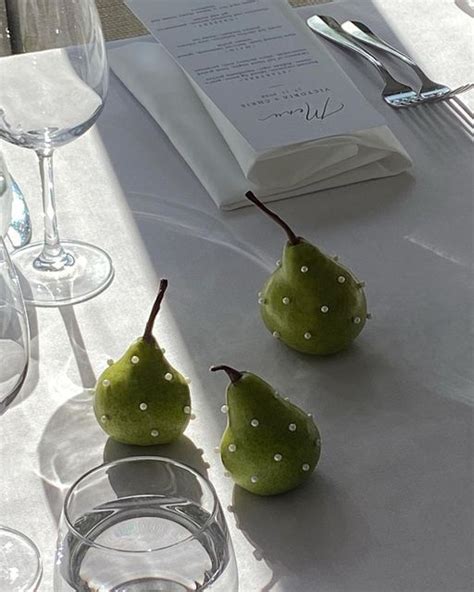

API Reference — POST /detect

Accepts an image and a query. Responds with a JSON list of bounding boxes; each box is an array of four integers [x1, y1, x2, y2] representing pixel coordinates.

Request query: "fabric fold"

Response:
[[109, 36, 412, 210]]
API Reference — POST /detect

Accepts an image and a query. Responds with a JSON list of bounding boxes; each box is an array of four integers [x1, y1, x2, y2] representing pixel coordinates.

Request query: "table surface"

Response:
[[1, 1, 473, 591]]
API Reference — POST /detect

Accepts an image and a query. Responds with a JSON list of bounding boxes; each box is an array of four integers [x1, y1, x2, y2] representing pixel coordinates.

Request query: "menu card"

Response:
[[126, 0, 384, 153]]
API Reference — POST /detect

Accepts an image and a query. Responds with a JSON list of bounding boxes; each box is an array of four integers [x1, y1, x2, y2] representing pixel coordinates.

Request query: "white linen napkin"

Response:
[[109, 7, 412, 210]]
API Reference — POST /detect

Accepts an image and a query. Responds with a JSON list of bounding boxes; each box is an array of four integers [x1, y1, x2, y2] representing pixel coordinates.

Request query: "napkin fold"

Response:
[[109, 10, 412, 210]]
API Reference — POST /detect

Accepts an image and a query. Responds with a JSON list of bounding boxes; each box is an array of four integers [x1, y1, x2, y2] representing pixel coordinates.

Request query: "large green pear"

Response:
[[247, 191, 369, 355], [94, 280, 191, 446], [211, 365, 321, 496]]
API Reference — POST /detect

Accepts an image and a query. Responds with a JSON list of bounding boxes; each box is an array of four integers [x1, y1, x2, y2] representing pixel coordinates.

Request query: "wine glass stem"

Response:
[[33, 150, 74, 271]]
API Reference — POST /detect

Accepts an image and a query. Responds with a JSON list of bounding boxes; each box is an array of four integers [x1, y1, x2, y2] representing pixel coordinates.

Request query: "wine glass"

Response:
[[0, 154, 42, 591], [54, 457, 239, 591], [0, 0, 114, 306], [0, 152, 29, 410]]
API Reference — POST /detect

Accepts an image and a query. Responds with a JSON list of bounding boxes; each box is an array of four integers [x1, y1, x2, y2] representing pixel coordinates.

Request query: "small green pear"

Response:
[[247, 192, 369, 355], [94, 280, 191, 446], [211, 365, 321, 496]]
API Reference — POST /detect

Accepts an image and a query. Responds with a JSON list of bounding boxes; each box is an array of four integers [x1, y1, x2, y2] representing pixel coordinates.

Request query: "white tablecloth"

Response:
[[1, 1, 472, 590]]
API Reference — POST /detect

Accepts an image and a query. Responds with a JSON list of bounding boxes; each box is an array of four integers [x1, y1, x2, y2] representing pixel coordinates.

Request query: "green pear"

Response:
[[211, 365, 321, 496], [246, 191, 369, 355], [94, 280, 192, 446]]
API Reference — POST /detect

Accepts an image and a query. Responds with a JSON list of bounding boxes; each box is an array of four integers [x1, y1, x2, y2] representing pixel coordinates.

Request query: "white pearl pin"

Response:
[[288, 423, 297, 432], [164, 373, 173, 381], [273, 453, 283, 462], [131, 356, 140, 365], [250, 419, 259, 427], [139, 403, 148, 411]]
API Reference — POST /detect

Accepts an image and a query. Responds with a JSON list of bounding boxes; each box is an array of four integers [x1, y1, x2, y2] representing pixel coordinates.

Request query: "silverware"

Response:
[[307, 15, 420, 108], [6, 178, 32, 249], [341, 20, 474, 103]]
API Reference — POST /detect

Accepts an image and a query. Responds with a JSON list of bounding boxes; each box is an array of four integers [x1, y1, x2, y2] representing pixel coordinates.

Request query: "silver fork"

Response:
[[307, 15, 420, 108], [341, 21, 473, 103]]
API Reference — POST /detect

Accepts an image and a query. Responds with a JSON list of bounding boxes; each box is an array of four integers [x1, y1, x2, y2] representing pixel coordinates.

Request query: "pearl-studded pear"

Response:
[[94, 280, 191, 445], [246, 192, 368, 355], [210, 365, 321, 496]]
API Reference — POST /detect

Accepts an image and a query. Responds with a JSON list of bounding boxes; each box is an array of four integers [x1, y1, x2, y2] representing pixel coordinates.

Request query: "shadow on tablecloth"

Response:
[[231, 474, 370, 592], [37, 387, 208, 524]]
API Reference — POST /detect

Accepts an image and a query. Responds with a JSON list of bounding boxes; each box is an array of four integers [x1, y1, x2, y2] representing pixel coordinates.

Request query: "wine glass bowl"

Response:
[[0, 0, 113, 306], [0, 154, 29, 411], [54, 457, 239, 592], [0, 526, 42, 591], [0, 241, 29, 410], [0, 1, 108, 152], [0, 154, 41, 590]]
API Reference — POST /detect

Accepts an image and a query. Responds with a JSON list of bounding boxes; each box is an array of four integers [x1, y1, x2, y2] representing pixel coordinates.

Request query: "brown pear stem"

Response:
[[210, 365, 243, 384], [245, 191, 300, 246], [143, 279, 169, 343]]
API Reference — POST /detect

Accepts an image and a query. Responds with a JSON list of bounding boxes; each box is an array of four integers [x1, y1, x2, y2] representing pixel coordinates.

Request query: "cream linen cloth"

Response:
[[109, 5, 412, 209]]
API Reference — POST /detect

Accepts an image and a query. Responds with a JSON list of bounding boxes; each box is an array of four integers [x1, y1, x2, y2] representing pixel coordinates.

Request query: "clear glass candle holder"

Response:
[[54, 457, 238, 592]]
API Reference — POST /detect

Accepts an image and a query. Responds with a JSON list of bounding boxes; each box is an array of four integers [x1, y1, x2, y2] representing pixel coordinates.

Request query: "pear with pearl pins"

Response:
[[247, 191, 369, 355], [211, 365, 321, 496], [94, 279, 192, 445]]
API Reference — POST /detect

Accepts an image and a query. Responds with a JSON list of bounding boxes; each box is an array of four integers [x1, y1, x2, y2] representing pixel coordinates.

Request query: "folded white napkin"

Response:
[[109, 9, 412, 209]]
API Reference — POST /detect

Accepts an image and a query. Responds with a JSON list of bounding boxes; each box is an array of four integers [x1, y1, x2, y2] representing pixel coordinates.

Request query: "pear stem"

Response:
[[143, 279, 169, 344], [245, 191, 300, 246], [210, 365, 243, 384]]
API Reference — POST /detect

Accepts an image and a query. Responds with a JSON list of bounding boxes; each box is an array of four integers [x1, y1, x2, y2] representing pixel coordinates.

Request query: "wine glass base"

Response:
[[12, 240, 114, 307], [0, 526, 42, 591]]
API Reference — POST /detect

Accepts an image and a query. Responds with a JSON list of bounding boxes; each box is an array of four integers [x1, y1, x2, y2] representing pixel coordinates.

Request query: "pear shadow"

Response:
[[37, 389, 106, 524], [231, 473, 371, 591], [37, 385, 211, 525], [103, 436, 210, 503], [103, 435, 210, 478], [36, 305, 99, 522]]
